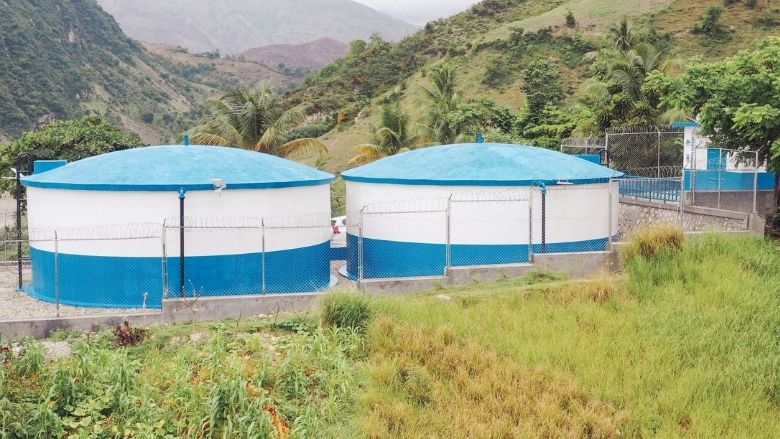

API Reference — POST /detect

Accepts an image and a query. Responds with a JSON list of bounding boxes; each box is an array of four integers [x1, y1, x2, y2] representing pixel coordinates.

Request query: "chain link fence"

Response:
[[348, 191, 533, 281], [0, 214, 337, 322], [561, 126, 765, 240], [687, 146, 761, 214], [347, 187, 619, 282]]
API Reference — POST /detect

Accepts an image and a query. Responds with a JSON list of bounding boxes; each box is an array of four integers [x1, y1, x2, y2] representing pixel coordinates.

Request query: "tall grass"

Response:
[[360, 233, 780, 437]]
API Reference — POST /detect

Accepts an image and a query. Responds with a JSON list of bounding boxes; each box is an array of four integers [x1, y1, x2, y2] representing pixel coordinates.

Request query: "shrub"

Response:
[[320, 293, 373, 331], [693, 6, 726, 37], [623, 225, 685, 260], [745, 0, 757, 7], [564, 10, 577, 28]]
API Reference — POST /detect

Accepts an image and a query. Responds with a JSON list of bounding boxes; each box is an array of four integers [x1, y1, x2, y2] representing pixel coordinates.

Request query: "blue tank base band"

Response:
[[27, 241, 332, 309], [345, 235, 616, 280]]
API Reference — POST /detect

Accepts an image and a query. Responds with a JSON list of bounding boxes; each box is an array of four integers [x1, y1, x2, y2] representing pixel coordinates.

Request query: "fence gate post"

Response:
[[54, 230, 60, 318], [261, 219, 266, 294]]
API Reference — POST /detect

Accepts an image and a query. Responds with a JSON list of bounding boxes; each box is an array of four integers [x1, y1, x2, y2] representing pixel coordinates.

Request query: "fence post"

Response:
[[607, 180, 614, 251], [15, 166, 23, 290], [541, 187, 547, 254], [261, 218, 266, 294], [358, 208, 365, 286], [656, 127, 661, 178], [717, 148, 722, 210], [178, 188, 186, 298], [753, 151, 758, 214], [54, 230, 60, 318], [161, 222, 168, 299], [445, 195, 452, 273], [528, 189, 534, 263], [679, 161, 686, 229]]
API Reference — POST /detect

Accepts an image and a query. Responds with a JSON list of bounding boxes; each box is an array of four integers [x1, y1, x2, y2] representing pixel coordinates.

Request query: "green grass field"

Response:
[[1, 231, 778, 438]]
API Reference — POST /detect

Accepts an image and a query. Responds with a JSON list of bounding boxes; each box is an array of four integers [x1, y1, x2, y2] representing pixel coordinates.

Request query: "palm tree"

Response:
[[608, 18, 636, 52], [348, 104, 425, 165], [190, 86, 327, 158], [583, 41, 681, 128], [420, 65, 464, 144]]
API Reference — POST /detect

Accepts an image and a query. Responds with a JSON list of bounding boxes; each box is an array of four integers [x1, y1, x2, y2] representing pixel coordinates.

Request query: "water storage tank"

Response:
[[21, 145, 334, 308], [341, 143, 623, 279]]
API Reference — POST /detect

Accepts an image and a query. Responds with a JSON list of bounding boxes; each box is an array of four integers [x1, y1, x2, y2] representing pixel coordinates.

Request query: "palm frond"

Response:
[[348, 144, 386, 165], [277, 138, 328, 159], [256, 105, 308, 152]]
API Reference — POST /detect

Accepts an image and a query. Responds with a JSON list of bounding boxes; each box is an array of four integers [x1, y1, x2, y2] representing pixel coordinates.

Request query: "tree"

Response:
[[348, 104, 426, 165], [420, 65, 465, 144], [692, 6, 726, 38], [608, 18, 636, 52], [190, 86, 327, 158], [583, 40, 679, 129], [565, 10, 577, 28], [521, 60, 564, 117], [646, 37, 780, 206], [0, 116, 144, 191]]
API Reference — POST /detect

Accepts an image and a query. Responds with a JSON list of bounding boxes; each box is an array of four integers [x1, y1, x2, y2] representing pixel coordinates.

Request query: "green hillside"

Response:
[[290, 0, 779, 173], [0, 0, 292, 143]]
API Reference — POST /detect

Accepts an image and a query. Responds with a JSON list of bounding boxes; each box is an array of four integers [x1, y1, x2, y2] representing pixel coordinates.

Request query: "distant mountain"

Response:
[[0, 0, 295, 143], [242, 38, 350, 70], [96, 0, 419, 54]]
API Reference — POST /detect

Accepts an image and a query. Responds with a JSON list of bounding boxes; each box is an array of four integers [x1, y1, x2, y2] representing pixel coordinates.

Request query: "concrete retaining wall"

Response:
[[0, 293, 318, 339]]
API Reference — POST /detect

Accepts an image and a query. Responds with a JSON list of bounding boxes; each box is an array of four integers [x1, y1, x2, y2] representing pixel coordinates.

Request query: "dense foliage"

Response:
[[647, 36, 780, 201], [0, 117, 144, 190]]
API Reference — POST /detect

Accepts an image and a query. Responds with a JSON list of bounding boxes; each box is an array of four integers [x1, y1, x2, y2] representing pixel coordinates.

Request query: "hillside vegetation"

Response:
[[1, 232, 778, 437], [0, 0, 295, 143], [97, 0, 418, 54], [292, 0, 780, 173]]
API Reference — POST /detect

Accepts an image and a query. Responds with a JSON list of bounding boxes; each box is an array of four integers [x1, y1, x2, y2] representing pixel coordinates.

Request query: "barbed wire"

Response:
[[605, 125, 684, 135], [560, 136, 606, 150]]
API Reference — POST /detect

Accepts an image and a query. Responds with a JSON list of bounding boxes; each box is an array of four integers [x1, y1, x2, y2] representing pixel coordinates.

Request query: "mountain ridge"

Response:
[[242, 38, 350, 70], [96, 0, 419, 54]]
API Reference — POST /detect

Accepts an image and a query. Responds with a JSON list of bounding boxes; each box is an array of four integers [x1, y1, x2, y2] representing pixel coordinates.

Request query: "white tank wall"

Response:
[[26, 185, 331, 257], [346, 181, 618, 245]]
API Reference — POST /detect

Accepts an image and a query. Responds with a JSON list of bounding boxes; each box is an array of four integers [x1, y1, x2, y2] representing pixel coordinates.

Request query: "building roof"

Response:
[[341, 143, 623, 186], [21, 145, 334, 191]]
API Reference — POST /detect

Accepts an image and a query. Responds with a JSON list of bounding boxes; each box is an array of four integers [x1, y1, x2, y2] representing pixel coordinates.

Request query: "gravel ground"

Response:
[[331, 260, 357, 290], [0, 269, 146, 321]]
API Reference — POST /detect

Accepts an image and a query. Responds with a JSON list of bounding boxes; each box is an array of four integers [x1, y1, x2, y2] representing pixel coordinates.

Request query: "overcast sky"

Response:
[[355, 0, 478, 25]]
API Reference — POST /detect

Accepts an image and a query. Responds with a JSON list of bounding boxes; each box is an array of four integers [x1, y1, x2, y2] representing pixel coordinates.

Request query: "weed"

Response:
[[113, 321, 148, 347], [320, 292, 374, 331], [13, 341, 45, 377], [623, 225, 684, 260]]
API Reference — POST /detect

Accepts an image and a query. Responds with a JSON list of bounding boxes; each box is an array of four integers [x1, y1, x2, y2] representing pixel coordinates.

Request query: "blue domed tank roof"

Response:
[[342, 143, 623, 186], [21, 145, 334, 191]]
